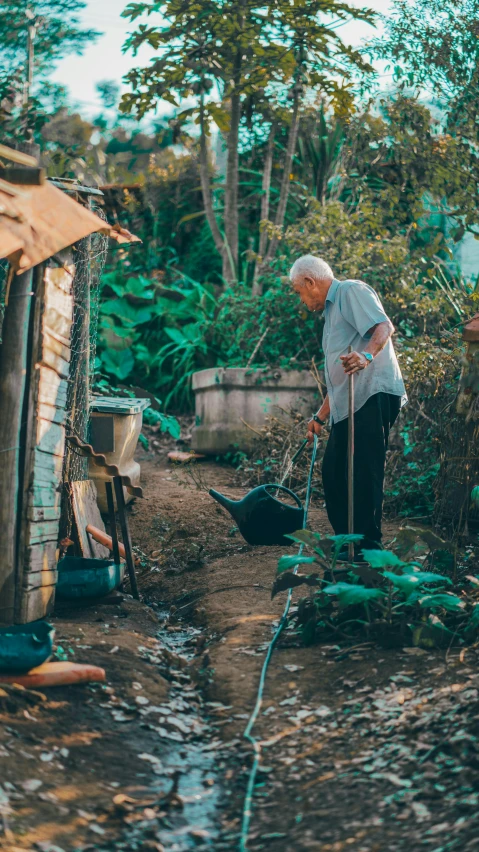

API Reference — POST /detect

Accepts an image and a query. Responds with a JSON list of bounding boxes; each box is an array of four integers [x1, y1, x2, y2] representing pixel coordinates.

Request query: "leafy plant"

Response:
[[96, 268, 218, 410], [274, 529, 478, 648], [121, 0, 376, 284]]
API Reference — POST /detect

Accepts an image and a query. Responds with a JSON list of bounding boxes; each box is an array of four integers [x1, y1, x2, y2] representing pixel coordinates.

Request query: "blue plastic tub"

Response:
[[0, 621, 55, 673], [57, 557, 125, 601]]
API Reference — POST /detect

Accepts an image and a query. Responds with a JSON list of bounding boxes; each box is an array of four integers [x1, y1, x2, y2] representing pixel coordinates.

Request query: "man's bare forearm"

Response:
[[316, 394, 330, 421], [364, 320, 394, 358]]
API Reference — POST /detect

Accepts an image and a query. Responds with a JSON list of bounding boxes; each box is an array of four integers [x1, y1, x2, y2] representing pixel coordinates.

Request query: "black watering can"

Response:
[[210, 484, 304, 546], [209, 439, 309, 547]]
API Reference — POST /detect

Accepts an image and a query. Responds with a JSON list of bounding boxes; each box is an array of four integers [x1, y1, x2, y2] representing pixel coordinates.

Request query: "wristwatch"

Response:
[[361, 351, 373, 366], [312, 414, 326, 426]]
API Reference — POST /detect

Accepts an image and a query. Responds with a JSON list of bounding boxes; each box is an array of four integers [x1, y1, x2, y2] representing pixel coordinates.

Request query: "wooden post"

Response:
[[105, 481, 121, 566], [113, 476, 139, 600], [347, 345, 355, 563], [0, 268, 34, 623]]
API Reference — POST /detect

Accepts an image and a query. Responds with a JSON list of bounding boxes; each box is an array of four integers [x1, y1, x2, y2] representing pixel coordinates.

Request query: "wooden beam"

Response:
[[25, 541, 58, 573], [0, 143, 38, 166], [18, 585, 55, 623], [24, 569, 58, 590], [0, 268, 33, 624], [0, 166, 45, 185], [71, 480, 110, 559]]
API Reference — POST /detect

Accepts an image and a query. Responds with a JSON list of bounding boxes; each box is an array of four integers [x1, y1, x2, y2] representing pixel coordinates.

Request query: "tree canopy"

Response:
[[372, 0, 479, 240], [0, 0, 100, 142], [120, 0, 377, 284]]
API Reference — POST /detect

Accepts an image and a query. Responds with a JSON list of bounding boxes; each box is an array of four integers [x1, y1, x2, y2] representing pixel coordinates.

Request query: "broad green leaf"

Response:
[[394, 525, 453, 559], [101, 298, 156, 325], [349, 564, 383, 584], [418, 593, 465, 612], [285, 530, 326, 556], [101, 327, 135, 350], [159, 413, 181, 439], [466, 602, 479, 636], [277, 555, 316, 575], [362, 550, 405, 569], [271, 572, 320, 599], [100, 348, 134, 380], [163, 327, 187, 345], [383, 569, 451, 599], [471, 486, 479, 507], [328, 534, 364, 545], [402, 568, 451, 584], [108, 276, 155, 301], [324, 582, 385, 608], [207, 102, 231, 134]]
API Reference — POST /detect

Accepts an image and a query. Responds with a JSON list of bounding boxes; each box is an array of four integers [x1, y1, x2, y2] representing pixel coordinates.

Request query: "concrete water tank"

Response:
[[191, 367, 319, 455]]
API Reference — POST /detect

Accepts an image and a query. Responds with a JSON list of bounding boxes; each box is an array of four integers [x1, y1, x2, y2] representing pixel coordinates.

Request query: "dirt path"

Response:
[[1, 447, 479, 852], [129, 450, 479, 852]]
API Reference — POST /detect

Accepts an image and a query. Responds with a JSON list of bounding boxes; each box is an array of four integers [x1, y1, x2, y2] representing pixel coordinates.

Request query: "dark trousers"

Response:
[[322, 393, 401, 550]]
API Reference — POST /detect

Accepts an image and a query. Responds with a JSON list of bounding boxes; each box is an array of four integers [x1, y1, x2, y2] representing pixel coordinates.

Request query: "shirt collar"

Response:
[[325, 278, 340, 306]]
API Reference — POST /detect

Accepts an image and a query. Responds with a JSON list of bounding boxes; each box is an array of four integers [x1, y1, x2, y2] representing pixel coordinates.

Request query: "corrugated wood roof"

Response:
[[0, 178, 140, 272]]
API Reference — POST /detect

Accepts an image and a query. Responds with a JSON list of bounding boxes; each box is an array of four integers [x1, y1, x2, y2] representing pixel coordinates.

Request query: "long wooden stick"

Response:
[[113, 476, 139, 600], [348, 345, 355, 562], [105, 481, 121, 566], [86, 524, 126, 559]]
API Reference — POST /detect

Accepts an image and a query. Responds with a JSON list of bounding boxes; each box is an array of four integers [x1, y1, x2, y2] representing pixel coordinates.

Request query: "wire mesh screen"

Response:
[[61, 204, 108, 539], [0, 257, 9, 342]]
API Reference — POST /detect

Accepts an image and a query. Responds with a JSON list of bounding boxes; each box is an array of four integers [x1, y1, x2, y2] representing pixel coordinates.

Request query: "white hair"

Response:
[[289, 255, 334, 285]]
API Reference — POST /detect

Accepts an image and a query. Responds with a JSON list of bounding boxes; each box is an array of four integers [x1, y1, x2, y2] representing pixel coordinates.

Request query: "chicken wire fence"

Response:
[[60, 207, 109, 541], [0, 258, 8, 340], [0, 200, 108, 544]]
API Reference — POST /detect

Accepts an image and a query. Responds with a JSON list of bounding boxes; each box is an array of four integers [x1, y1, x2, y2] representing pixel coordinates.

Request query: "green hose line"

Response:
[[239, 434, 319, 851]]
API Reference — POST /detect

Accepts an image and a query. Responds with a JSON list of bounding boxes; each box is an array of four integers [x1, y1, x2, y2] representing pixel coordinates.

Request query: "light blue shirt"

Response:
[[323, 279, 407, 424]]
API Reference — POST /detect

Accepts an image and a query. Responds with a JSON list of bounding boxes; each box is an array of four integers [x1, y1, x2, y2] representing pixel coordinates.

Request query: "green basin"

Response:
[[0, 621, 55, 673], [57, 557, 125, 601]]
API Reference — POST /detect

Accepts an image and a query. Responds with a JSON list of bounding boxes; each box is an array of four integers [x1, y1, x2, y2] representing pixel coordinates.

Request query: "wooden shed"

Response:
[[0, 146, 138, 625]]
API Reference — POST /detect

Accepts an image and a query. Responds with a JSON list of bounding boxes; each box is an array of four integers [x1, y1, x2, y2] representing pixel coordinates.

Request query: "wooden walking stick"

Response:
[[348, 345, 355, 563]]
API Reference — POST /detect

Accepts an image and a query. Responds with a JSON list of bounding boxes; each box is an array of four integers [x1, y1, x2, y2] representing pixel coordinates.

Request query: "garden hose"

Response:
[[239, 433, 319, 851]]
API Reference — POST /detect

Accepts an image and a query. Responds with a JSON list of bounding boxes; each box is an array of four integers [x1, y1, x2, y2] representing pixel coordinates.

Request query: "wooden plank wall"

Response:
[[16, 264, 74, 623]]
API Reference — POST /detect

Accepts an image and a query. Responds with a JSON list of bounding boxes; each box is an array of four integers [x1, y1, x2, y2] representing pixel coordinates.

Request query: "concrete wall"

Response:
[[191, 367, 319, 454]]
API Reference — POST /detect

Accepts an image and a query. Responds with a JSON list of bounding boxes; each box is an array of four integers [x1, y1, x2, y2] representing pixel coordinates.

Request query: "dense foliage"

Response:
[[4, 0, 478, 525], [120, 0, 376, 283], [0, 0, 99, 141], [273, 530, 479, 648]]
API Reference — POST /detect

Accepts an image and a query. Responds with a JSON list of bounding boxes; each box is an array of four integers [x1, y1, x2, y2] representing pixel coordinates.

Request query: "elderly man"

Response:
[[290, 255, 406, 560]]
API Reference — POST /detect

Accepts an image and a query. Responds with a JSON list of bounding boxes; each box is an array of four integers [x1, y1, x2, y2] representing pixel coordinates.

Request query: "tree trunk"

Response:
[[223, 72, 242, 284], [260, 95, 301, 272], [252, 122, 276, 295], [222, 0, 245, 287], [198, 98, 226, 260], [0, 268, 33, 624]]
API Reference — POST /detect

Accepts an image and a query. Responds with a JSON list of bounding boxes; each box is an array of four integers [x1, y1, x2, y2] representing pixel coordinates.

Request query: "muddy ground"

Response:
[[1, 443, 479, 852]]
